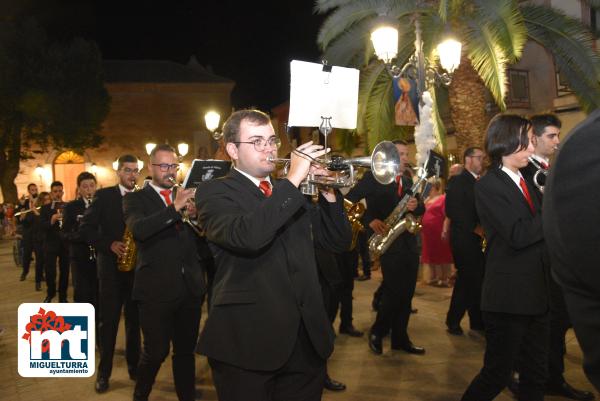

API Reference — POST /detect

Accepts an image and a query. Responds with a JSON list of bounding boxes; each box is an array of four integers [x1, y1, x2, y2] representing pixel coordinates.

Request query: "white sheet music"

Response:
[[288, 60, 359, 129]]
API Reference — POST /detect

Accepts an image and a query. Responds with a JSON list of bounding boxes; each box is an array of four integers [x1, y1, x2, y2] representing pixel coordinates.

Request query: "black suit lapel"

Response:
[[228, 168, 267, 200], [494, 169, 535, 215], [141, 185, 167, 210]]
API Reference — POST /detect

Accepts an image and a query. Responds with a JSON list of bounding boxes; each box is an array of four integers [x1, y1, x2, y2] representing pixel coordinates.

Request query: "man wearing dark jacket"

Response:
[[196, 109, 351, 401]]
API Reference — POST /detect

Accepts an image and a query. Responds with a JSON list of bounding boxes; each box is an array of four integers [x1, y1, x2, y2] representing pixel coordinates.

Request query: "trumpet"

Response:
[[14, 206, 41, 217], [527, 157, 547, 193], [267, 141, 401, 196], [167, 177, 202, 236]]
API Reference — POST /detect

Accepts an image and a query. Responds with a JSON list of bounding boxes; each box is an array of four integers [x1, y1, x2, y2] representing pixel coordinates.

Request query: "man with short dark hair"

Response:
[[124, 143, 206, 401], [16, 183, 38, 283], [197, 109, 351, 401], [61, 172, 98, 306], [81, 155, 141, 394], [445, 147, 486, 335], [40, 181, 69, 302], [347, 139, 426, 355], [520, 114, 594, 400]]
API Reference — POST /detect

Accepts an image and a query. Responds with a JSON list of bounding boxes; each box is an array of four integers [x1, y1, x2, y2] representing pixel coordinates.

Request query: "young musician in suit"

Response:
[[346, 140, 426, 355], [22, 191, 50, 291], [544, 111, 600, 393], [196, 109, 351, 401], [445, 147, 486, 335], [461, 114, 549, 401], [515, 114, 593, 400], [61, 172, 98, 306], [80, 155, 141, 394], [16, 183, 38, 282], [40, 181, 69, 303], [123, 144, 205, 401]]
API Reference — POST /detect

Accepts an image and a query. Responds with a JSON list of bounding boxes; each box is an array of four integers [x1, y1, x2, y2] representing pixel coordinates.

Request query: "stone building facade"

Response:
[[8, 58, 234, 202]]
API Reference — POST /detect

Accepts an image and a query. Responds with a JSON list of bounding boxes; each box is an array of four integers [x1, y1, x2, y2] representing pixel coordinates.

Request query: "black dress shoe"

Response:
[[35, 282, 42, 291], [356, 275, 371, 281], [368, 332, 383, 355], [446, 325, 464, 336], [546, 381, 595, 400], [392, 341, 425, 355], [59, 298, 68, 303], [95, 377, 109, 393], [372, 297, 379, 312], [128, 369, 137, 381], [324, 375, 346, 391], [20, 273, 27, 281], [43, 296, 53, 303], [339, 325, 363, 337]]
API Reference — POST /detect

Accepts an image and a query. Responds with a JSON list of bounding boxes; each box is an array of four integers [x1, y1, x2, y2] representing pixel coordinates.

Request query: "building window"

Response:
[[555, 67, 573, 97], [506, 69, 530, 108]]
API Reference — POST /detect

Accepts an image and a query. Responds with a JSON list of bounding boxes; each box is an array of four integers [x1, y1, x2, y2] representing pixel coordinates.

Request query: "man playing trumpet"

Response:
[[196, 109, 351, 401]]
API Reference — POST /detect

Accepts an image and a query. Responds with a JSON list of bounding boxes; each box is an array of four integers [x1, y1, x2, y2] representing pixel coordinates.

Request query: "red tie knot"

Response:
[[259, 181, 272, 197], [159, 189, 172, 205]]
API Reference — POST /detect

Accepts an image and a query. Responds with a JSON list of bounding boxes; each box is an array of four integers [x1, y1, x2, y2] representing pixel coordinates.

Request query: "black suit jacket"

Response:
[[61, 199, 92, 261], [345, 171, 424, 254], [445, 169, 483, 268], [475, 168, 548, 315], [123, 185, 206, 303], [80, 186, 127, 280], [195, 169, 351, 371], [40, 202, 66, 254]]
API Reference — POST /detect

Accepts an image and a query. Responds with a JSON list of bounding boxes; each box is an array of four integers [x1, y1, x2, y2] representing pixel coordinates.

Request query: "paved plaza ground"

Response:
[[0, 238, 597, 401]]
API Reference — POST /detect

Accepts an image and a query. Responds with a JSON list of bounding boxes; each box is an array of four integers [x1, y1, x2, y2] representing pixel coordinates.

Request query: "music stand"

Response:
[[183, 159, 232, 190]]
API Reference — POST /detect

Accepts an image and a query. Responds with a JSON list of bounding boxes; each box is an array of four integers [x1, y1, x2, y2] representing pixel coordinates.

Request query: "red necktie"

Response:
[[519, 177, 535, 213], [541, 161, 549, 170], [259, 181, 272, 197], [159, 189, 172, 206], [395, 176, 403, 197]]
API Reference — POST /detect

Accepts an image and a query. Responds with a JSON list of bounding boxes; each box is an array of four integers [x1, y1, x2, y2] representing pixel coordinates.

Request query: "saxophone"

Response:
[[117, 183, 140, 272], [368, 171, 427, 257], [343, 199, 365, 251]]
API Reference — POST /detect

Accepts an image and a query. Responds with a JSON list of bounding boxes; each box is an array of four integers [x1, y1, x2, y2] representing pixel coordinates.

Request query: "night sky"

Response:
[[13, 0, 326, 111]]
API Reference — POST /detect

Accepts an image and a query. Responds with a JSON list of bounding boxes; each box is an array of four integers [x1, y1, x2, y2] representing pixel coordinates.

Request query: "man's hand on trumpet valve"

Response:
[[369, 218, 390, 236], [173, 187, 195, 212], [286, 141, 330, 188]]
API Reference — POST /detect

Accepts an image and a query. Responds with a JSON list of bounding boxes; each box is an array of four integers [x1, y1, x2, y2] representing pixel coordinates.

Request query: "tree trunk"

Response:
[[448, 55, 490, 161], [0, 120, 23, 204]]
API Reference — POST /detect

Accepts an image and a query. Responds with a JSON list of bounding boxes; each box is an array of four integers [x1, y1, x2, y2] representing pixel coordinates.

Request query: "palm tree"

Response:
[[315, 0, 600, 157]]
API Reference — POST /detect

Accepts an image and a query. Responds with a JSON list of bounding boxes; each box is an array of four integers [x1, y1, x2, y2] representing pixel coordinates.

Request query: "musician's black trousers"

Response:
[[71, 255, 98, 306], [371, 250, 419, 346], [44, 245, 69, 300]]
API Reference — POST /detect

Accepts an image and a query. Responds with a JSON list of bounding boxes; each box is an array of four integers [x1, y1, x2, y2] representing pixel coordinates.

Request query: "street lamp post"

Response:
[[204, 111, 222, 140], [370, 14, 462, 102]]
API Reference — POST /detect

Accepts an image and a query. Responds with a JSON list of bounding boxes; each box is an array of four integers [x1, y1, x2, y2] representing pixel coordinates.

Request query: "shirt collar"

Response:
[[501, 165, 524, 192], [466, 168, 479, 180], [531, 154, 550, 166], [148, 181, 173, 206], [234, 167, 271, 187], [118, 184, 132, 197]]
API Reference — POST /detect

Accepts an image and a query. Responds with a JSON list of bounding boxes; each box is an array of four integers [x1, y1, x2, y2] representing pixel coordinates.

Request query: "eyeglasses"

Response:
[[152, 163, 180, 172], [122, 168, 140, 174], [232, 137, 281, 152]]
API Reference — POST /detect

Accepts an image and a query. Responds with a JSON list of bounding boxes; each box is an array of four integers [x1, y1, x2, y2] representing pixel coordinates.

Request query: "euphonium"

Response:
[[343, 199, 365, 251], [368, 169, 428, 257], [527, 157, 547, 193], [117, 183, 140, 272]]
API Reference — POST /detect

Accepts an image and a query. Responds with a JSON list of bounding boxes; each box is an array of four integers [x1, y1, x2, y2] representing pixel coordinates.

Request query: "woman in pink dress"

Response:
[[421, 178, 453, 286]]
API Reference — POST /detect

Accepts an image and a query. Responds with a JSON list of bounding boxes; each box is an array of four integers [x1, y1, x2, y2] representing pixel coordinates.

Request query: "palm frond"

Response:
[[314, 0, 358, 14], [522, 5, 600, 112], [472, 0, 527, 62], [321, 19, 375, 67], [431, 86, 447, 154], [360, 64, 397, 150], [462, 18, 508, 110], [357, 61, 387, 134]]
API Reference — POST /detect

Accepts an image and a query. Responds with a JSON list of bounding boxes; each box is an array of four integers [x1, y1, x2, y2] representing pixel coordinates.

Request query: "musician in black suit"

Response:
[[346, 140, 426, 355], [16, 183, 38, 282], [80, 154, 141, 394], [123, 144, 205, 401], [21, 191, 50, 291], [461, 114, 549, 401], [544, 109, 600, 393], [517, 114, 594, 400], [61, 172, 98, 306], [445, 147, 486, 335], [196, 109, 351, 401], [40, 181, 69, 303]]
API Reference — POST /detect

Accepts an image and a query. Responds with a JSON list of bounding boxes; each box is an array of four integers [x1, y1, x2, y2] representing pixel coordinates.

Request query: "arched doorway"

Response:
[[53, 151, 86, 201]]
